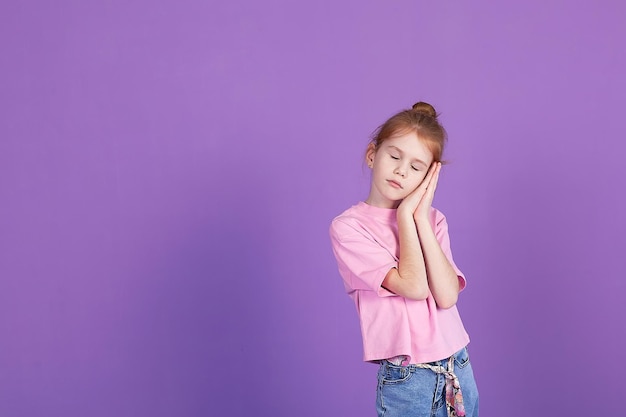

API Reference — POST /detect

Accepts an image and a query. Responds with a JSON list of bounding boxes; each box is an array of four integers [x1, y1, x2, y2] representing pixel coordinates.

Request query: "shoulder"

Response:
[[329, 203, 380, 243], [330, 206, 365, 240]]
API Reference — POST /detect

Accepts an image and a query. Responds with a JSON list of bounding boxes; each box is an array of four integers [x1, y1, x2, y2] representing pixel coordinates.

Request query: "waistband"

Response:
[[380, 347, 468, 417]]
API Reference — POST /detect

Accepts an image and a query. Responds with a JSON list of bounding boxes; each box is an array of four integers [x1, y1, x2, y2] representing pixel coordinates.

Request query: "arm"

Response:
[[413, 163, 461, 309], [381, 210, 430, 300], [415, 216, 460, 309], [330, 220, 402, 297], [380, 164, 442, 301]]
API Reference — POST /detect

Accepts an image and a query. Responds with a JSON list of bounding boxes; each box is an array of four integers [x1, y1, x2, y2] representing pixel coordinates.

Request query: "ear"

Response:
[[365, 143, 376, 168]]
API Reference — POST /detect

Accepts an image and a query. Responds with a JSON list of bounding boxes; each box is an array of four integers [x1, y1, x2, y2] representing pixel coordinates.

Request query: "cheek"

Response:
[[414, 173, 428, 186], [404, 176, 425, 194], [403, 173, 427, 192]]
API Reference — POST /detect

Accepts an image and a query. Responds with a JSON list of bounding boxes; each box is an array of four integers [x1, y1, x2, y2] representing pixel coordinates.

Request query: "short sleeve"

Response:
[[433, 210, 467, 291], [329, 219, 398, 297]]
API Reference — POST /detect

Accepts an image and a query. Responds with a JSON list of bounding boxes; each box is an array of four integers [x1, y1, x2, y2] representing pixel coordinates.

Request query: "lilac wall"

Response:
[[1, 1, 625, 416]]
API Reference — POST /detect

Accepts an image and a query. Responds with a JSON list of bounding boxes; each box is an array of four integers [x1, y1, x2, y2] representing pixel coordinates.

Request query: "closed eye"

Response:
[[390, 155, 399, 160], [411, 166, 420, 171]]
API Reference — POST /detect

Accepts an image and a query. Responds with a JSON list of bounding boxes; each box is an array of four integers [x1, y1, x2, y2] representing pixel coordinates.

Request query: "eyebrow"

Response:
[[387, 146, 428, 166]]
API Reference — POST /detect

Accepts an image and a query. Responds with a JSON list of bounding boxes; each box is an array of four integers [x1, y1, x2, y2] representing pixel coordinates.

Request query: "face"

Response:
[[365, 132, 434, 209]]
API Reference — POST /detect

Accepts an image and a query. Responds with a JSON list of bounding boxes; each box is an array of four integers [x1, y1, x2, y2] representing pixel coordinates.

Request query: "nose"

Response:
[[394, 165, 406, 177]]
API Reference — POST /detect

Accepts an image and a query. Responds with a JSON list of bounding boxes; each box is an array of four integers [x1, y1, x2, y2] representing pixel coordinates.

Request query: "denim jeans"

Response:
[[376, 346, 479, 417]]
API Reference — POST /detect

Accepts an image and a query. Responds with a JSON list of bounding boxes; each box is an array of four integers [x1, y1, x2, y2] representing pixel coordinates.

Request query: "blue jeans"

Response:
[[376, 346, 479, 417]]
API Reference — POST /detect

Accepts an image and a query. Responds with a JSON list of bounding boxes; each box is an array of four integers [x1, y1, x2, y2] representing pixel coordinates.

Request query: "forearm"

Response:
[[415, 217, 460, 308], [383, 212, 430, 300]]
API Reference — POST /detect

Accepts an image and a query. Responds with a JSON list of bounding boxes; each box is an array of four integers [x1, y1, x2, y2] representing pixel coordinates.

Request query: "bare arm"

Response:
[[415, 217, 460, 308], [381, 210, 430, 300], [381, 163, 441, 301], [413, 163, 461, 308]]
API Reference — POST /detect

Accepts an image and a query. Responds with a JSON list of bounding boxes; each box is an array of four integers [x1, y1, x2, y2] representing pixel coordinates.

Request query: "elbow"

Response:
[[404, 286, 430, 301], [436, 294, 458, 309]]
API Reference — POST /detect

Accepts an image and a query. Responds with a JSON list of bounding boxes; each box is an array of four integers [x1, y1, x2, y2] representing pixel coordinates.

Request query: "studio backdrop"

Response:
[[1, 1, 625, 416]]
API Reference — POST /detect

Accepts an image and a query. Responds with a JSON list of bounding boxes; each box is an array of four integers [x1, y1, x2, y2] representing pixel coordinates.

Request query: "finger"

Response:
[[404, 163, 441, 208], [427, 162, 442, 192], [422, 163, 441, 200], [419, 162, 439, 188]]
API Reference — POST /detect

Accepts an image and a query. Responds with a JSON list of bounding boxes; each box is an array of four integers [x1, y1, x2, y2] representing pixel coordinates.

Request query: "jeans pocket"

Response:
[[454, 346, 471, 369], [378, 362, 413, 385]]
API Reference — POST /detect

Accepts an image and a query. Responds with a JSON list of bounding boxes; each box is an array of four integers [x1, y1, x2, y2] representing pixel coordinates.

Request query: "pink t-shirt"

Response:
[[329, 201, 470, 364]]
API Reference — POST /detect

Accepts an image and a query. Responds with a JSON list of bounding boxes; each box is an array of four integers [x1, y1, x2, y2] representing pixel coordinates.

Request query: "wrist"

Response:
[[413, 215, 432, 229], [397, 206, 415, 221]]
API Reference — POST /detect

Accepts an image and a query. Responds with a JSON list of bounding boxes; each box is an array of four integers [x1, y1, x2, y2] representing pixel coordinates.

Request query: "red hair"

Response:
[[369, 102, 447, 162]]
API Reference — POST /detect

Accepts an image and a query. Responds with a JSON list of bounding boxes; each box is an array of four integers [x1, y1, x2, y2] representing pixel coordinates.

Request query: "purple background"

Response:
[[1, 1, 625, 416]]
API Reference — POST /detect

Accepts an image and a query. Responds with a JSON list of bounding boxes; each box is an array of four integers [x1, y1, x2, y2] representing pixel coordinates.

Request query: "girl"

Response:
[[329, 102, 478, 417]]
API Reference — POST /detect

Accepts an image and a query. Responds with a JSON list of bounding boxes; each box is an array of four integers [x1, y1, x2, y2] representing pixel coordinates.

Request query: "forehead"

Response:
[[380, 133, 434, 162]]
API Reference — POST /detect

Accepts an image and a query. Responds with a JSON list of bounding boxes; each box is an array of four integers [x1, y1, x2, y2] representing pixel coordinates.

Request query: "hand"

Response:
[[414, 162, 441, 222], [397, 162, 441, 220]]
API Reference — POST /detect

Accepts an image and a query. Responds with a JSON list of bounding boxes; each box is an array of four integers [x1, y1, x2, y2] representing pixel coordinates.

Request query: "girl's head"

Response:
[[365, 101, 447, 208], [368, 101, 447, 163]]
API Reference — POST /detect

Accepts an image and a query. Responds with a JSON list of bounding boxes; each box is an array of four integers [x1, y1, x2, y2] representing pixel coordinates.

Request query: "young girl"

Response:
[[329, 102, 478, 417]]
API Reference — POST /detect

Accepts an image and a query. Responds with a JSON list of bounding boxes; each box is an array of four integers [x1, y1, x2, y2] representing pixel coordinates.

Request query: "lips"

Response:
[[387, 180, 402, 189]]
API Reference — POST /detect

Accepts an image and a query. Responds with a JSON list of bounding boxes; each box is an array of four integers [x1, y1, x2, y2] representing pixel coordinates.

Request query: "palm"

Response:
[[402, 162, 441, 221]]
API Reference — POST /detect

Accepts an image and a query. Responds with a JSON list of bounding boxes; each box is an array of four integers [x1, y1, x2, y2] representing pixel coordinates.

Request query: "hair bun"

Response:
[[411, 101, 437, 118]]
